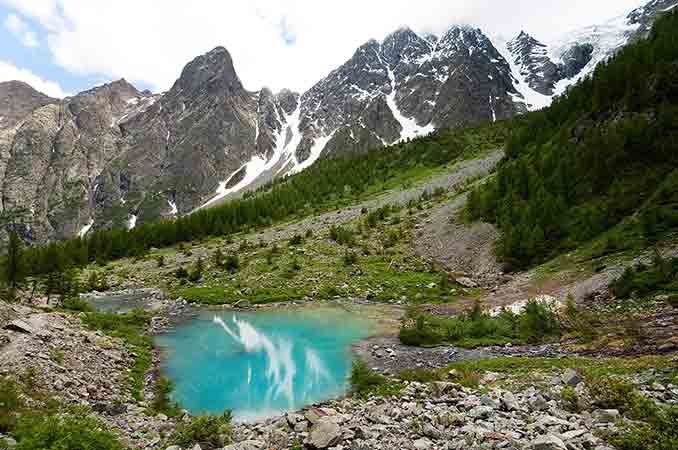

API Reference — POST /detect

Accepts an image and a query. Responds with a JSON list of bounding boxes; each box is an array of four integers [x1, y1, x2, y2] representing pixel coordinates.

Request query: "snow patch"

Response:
[[491, 34, 553, 111], [385, 68, 434, 143], [200, 155, 268, 209], [289, 130, 338, 175], [168, 199, 178, 215], [128, 214, 137, 230], [199, 103, 304, 209], [550, 14, 641, 97]]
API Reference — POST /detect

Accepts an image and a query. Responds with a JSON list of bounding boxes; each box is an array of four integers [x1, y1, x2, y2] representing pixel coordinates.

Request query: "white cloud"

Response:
[[4, 13, 39, 47], [0, 0, 649, 93], [0, 60, 66, 97]]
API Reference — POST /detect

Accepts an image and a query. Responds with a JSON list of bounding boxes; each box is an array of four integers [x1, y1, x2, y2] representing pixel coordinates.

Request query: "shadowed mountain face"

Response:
[[0, 0, 674, 243]]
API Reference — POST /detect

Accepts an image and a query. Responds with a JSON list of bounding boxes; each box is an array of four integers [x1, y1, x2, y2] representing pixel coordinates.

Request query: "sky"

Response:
[[0, 0, 648, 98]]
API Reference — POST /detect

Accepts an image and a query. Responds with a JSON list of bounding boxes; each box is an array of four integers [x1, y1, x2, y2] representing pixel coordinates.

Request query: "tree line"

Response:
[[7, 122, 504, 283], [467, 10, 678, 269]]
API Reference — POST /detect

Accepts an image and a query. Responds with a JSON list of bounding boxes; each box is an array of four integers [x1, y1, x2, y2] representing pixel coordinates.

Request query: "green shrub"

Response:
[[169, 412, 232, 449], [49, 349, 64, 365], [223, 254, 240, 273], [12, 412, 126, 450], [342, 251, 358, 266], [0, 377, 22, 433], [399, 324, 444, 347], [187, 258, 204, 282], [519, 300, 560, 343], [289, 234, 304, 246], [329, 225, 355, 246], [150, 375, 179, 417], [400, 300, 560, 348], [156, 255, 165, 267], [611, 255, 678, 299], [60, 297, 94, 312], [175, 267, 189, 279], [560, 386, 581, 412], [85, 271, 109, 292], [350, 360, 402, 398]]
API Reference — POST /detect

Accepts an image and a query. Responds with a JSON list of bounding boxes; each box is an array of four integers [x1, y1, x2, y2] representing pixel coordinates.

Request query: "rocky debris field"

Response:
[[233, 150, 504, 250], [352, 335, 575, 375], [0, 301, 183, 449], [213, 365, 678, 450], [414, 193, 503, 288]]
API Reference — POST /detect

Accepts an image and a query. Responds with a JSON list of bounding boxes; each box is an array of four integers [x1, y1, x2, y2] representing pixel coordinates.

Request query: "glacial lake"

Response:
[[156, 307, 374, 421]]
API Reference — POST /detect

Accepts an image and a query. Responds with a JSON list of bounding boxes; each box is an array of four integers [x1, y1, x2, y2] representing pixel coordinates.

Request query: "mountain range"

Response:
[[0, 0, 675, 243]]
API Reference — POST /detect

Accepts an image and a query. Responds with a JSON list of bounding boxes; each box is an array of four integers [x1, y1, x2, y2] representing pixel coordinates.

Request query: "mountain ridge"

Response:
[[0, 0, 675, 243]]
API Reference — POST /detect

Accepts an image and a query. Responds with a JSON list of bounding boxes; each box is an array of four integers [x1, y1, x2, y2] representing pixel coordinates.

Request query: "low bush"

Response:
[[169, 411, 232, 449], [11, 412, 126, 450], [150, 375, 180, 417], [329, 225, 355, 246], [223, 254, 240, 273], [588, 375, 678, 450], [342, 251, 358, 266], [400, 300, 560, 347], [350, 360, 402, 398], [60, 297, 94, 312], [0, 377, 22, 433], [611, 254, 678, 299], [288, 234, 304, 246]]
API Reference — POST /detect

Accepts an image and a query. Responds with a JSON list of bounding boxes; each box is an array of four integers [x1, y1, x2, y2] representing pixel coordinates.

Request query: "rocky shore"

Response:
[[222, 365, 678, 450]]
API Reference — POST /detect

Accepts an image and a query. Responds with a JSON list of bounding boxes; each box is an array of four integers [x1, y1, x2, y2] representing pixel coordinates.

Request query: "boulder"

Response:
[[468, 405, 494, 419], [5, 319, 35, 334], [304, 407, 328, 425], [307, 419, 342, 449], [423, 423, 442, 439], [413, 438, 433, 450], [221, 441, 264, 450], [531, 434, 567, 450], [455, 277, 478, 288], [562, 369, 583, 386], [501, 392, 520, 411], [593, 409, 620, 423]]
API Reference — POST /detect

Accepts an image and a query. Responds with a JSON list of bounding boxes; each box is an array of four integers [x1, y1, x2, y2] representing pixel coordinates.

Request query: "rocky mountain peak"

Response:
[[171, 46, 244, 98], [381, 27, 432, 66], [507, 31, 562, 96], [0, 80, 56, 131], [628, 0, 678, 30]]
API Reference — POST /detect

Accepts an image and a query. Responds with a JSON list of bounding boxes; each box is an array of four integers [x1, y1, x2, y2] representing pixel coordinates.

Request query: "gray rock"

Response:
[[562, 369, 583, 386], [413, 438, 433, 450], [530, 434, 567, 450], [455, 277, 478, 288], [305, 407, 327, 425], [468, 405, 494, 419], [165, 447, 181, 450], [221, 441, 264, 450], [307, 419, 342, 449], [593, 409, 620, 423], [502, 392, 520, 411], [481, 394, 500, 409], [5, 319, 35, 334], [423, 423, 442, 439]]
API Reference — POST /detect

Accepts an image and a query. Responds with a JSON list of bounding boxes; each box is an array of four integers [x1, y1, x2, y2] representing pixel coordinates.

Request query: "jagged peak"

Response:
[[171, 45, 243, 96]]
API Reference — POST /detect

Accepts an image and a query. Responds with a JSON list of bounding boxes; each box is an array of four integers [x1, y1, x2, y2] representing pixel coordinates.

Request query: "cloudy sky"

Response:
[[0, 0, 647, 98]]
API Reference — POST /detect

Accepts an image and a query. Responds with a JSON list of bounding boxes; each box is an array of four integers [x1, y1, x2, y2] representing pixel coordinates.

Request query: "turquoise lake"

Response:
[[156, 307, 373, 421]]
